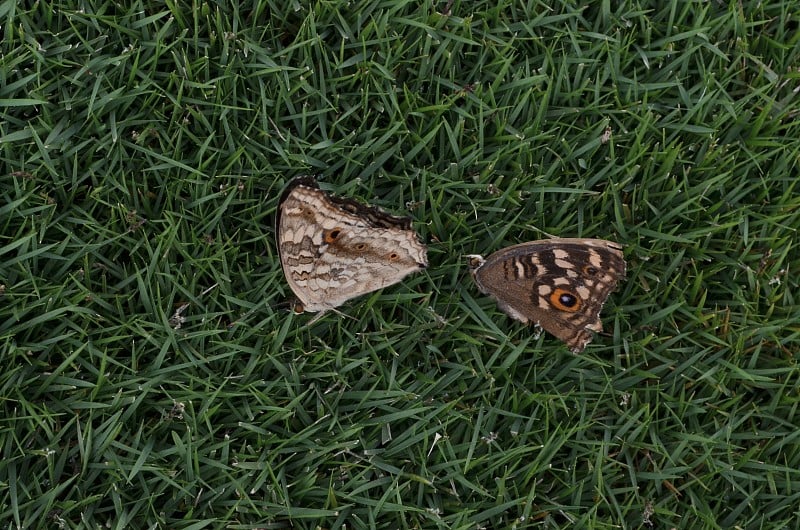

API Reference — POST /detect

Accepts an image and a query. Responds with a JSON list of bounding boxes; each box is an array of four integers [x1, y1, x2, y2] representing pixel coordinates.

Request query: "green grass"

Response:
[[2, 0, 800, 528]]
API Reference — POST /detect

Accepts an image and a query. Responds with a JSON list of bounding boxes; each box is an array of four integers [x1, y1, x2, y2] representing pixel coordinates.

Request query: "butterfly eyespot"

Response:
[[354, 243, 368, 251], [388, 252, 400, 261], [583, 265, 599, 276], [324, 228, 343, 243], [550, 288, 581, 312]]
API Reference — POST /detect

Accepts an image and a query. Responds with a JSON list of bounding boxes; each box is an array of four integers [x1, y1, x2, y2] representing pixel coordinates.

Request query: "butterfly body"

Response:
[[277, 177, 428, 313], [468, 238, 625, 352]]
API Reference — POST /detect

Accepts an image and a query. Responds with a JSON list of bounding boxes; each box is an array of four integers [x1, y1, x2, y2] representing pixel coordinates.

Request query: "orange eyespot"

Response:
[[387, 252, 400, 261], [354, 243, 368, 251], [550, 288, 581, 312], [324, 228, 343, 243]]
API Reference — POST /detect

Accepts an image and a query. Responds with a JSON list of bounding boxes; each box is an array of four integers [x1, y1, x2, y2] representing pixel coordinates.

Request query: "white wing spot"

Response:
[[515, 260, 526, 278], [589, 250, 603, 268]]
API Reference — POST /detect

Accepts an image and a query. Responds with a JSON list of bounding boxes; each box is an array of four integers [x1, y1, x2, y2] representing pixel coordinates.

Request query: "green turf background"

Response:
[[2, 0, 800, 528]]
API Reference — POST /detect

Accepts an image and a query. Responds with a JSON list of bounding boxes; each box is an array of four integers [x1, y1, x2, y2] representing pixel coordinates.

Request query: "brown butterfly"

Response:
[[467, 238, 625, 352]]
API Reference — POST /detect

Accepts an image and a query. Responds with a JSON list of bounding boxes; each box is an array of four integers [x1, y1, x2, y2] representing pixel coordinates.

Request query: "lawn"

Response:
[[2, 0, 800, 528]]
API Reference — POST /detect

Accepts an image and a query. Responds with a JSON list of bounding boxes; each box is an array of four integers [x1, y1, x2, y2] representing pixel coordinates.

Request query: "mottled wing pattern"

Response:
[[277, 177, 428, 313], [468, 239, 625, 352]]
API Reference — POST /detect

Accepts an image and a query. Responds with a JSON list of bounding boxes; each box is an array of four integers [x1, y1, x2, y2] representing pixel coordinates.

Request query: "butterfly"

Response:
[[468, 238, 625, 352], [277, 177, 428, 314]]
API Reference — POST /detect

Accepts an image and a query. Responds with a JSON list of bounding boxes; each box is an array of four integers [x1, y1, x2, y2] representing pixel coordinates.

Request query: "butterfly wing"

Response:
[[469, 239, 625, 352], [277, 177, 428, 313]]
